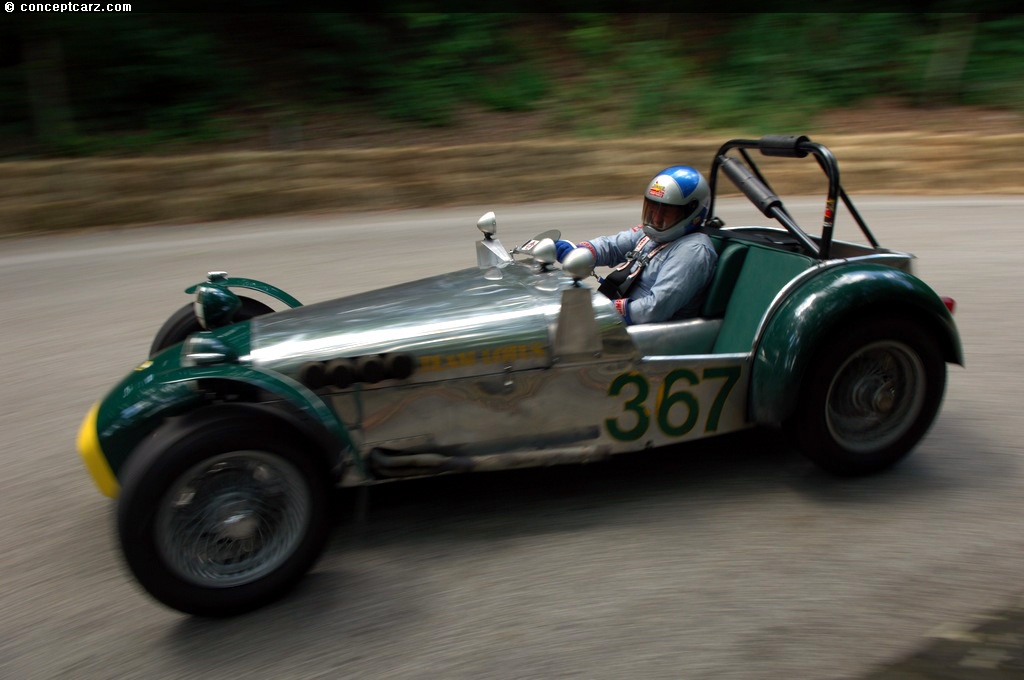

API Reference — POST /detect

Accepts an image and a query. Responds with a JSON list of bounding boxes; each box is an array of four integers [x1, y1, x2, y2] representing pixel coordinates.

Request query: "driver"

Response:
[[556, 165, 718, 325]]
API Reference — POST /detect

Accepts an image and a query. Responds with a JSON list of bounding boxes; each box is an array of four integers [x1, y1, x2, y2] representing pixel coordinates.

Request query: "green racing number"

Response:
[[605, 366, 741, 441], [605, 373, 649, 441], [657, 369, 700, 436]]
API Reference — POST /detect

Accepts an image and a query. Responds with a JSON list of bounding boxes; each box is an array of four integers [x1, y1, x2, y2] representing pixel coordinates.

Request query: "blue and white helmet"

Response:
[[641, 165, 710, 243]]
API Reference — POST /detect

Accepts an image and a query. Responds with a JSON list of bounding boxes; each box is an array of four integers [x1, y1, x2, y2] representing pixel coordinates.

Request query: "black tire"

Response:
[[790, 316, 946, 476], [149, 296, 274, 357], [116, 411, 332, 617]]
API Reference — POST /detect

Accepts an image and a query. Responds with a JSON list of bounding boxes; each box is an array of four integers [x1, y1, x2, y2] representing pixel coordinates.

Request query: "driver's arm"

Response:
[[580, 226, 643, 266]]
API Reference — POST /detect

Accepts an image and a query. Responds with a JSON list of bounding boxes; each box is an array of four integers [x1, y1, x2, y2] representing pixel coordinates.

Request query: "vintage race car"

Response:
[[77, 135, 962, 617]]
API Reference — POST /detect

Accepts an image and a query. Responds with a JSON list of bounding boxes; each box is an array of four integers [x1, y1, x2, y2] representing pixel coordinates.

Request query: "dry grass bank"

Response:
[[1, 133, 1021, 237]]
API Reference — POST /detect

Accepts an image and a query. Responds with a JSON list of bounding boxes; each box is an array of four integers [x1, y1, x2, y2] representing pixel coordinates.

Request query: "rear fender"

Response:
[[750, 264, 963, 425]]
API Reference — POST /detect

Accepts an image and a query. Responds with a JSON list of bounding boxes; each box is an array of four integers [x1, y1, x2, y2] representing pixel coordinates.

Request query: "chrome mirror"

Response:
[[531, 238, 557, 267], [477, 211, 498, 238], [562, 247, 595, 283]]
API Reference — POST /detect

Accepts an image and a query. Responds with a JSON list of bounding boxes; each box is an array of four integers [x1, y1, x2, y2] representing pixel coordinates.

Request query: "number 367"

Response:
[[605, 366, 741, 441]]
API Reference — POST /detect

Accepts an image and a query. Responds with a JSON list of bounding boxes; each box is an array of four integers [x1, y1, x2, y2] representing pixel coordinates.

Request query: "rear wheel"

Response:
[[149, 296, 274, 357], [790, 317, 946, 476], [117, 413, 332, 617]]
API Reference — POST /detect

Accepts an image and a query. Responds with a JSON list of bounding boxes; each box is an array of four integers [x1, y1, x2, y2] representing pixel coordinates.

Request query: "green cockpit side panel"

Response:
[[701, 242, 749, 318], [711, 245, 816, 354]]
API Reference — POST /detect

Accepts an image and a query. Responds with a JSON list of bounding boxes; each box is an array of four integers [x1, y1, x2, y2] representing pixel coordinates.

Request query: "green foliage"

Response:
[[368, 13, 507, 124], [476, 63, 550, 112], [694, 14, 924, 121], [958, 15, 1024, 109], [613, 34, 702, 132], [565, 13, 617, 62], [3, 12, 1024, 157]]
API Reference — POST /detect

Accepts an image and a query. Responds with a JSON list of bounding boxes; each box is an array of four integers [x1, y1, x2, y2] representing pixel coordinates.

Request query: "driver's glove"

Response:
[[554, 240, 576, 262]]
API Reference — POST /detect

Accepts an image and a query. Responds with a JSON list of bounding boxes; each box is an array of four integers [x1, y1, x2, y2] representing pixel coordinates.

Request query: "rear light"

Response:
[[941, 296, 956, 314]]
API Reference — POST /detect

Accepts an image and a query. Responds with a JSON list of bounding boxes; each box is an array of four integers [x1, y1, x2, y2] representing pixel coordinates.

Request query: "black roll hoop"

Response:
[[758, 135, 810, 158]]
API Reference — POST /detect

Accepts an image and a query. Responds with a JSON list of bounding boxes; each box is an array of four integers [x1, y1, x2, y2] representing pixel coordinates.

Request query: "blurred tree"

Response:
[[921, 13, 978, 105], [1, 11, 1023, 157], [958, 13, 1024, 108], [3, 17, 78, 150]]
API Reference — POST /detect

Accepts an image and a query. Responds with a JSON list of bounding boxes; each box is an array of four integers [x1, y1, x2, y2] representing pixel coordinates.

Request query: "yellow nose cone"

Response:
[[76, 403, 120, 499]]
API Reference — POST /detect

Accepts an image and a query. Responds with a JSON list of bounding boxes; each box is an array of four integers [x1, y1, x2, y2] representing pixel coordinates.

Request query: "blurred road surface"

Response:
[[1, 197, 1022, 679]]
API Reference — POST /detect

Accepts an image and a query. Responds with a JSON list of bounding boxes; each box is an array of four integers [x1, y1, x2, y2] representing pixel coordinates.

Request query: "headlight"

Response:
[[194, 278, 241, 330]]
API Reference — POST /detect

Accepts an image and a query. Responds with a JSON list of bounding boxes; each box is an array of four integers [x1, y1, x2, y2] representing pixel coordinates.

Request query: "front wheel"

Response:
[[116, 413, 332, 616], [790, 317, 946, 476]]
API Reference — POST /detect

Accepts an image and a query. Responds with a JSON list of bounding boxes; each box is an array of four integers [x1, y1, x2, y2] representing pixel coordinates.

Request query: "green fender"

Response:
[[185, 276, 303, 308], [749, 263, 963, 425], [85, 360, 357, 497]]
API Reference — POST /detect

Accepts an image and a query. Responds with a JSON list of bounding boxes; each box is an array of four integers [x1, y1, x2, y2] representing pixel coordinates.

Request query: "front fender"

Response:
[[749, 264, 963, 425], [77, 360, 354, 498], [185, 276, 303, 308]]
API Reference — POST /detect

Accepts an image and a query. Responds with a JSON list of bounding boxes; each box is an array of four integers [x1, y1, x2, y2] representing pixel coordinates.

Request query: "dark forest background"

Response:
[[1, 12, 1020, 157]]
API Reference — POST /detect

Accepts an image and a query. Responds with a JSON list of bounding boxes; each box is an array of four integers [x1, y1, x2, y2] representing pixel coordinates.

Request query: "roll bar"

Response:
[[706, 135, 879, 260]]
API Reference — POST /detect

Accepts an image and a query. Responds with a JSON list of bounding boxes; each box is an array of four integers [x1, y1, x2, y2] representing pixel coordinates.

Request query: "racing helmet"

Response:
[[641, 165, 710, 242]]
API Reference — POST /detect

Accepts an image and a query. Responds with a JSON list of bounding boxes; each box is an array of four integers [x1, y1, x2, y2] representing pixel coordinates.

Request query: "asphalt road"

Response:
[[1, 197, 1022, 679]]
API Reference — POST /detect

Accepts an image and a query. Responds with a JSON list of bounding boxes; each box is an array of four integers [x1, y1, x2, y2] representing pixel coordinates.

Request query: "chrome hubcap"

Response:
[[156, 452, 311, 588], [826, 340, 926, 454]]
